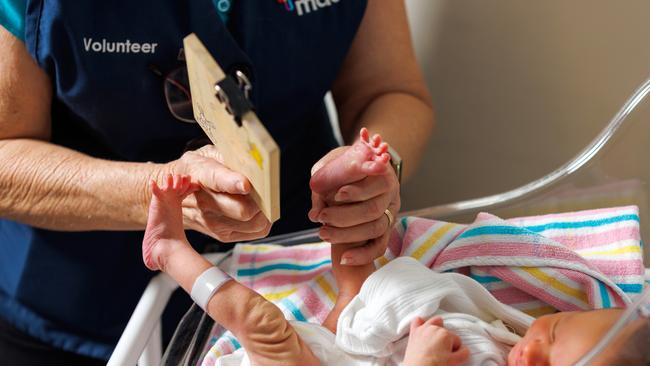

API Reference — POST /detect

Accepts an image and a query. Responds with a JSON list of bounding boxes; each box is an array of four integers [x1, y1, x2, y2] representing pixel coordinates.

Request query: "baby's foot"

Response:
[[310, 128, 391, 194], [142, 174, 199, 271]]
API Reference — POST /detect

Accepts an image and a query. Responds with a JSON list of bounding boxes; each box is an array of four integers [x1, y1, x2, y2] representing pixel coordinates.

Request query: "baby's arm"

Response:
[[142, 175, 318, 366]]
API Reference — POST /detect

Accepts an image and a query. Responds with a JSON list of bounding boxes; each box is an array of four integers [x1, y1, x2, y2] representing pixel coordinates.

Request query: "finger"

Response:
[[191, 190, 261, 221], [410, 317, 425, 331], [318, 193, 391, 227], [309, 192, 327, 223], [187, 156, 250, 194], [311, 146, 348, 176], [337, 230, 389, 266], [334, 174, 395, 203], [320, 215, 389, 244], [448, 346, 470, 366], [426, 316, 444, 327], [448, 330, 463, 351], [183, 208, 272, 242], [208, 211, 271, 234]]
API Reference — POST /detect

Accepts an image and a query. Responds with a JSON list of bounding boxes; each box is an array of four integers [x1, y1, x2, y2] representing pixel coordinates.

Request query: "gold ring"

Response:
[[384, 209, 394, 227]]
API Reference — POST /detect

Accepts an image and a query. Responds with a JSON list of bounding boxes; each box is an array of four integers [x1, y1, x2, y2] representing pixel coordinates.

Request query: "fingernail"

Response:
[[320, 228, 330, 240], [237, 181, 246, 192], [340, 257, 355, 265], [334, 191, 348, 202], [318, 212, 327, 223]]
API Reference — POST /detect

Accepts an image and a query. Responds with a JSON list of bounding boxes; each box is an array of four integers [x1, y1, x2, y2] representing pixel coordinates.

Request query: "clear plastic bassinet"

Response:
[[108, 76, 650, 366]]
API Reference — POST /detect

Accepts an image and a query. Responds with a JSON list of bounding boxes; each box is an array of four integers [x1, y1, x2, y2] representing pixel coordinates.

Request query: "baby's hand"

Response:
[[404, 316, 470, 366]]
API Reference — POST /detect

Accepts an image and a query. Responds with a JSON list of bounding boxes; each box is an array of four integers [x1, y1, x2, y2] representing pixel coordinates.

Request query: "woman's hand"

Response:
[[309, 145, 400, 265], [171, 145, 272, 242]]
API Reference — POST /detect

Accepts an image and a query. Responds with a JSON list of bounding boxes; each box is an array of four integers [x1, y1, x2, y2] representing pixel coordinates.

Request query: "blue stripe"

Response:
[[470, 274, 502, 284], [524, 214, 639, 233], [616, 283, 644, 293], [281, 299, 307, 322], [237, 259, 332, 277], [458, 214, 639, 239], [598, 282, 611, 308], [459, 225, 533, 239], [227, 335, 241, 350]]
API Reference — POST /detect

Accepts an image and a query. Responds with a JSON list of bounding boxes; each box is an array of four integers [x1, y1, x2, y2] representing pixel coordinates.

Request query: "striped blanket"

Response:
[[201, 206, 644, 365]]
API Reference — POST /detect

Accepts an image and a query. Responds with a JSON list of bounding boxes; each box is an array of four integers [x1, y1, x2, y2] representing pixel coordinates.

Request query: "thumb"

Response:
[[193, 160, 251, 194]]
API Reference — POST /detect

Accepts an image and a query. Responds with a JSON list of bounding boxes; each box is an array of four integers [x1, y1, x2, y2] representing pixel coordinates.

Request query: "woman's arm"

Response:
[[310, 0, 433, 265], [332, 0, 433, 180], [0, 27, 269, 241]]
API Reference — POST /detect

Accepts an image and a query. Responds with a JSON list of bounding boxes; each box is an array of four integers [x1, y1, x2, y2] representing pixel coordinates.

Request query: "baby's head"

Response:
[[507, 308, 649, 366]]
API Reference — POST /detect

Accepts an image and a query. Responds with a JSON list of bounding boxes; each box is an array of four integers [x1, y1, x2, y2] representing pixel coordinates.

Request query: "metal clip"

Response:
[[214, 69, 253, 126]]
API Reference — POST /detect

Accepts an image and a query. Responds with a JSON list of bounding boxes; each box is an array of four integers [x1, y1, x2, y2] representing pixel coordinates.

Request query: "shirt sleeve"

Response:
[[0, 0, 27, 41]]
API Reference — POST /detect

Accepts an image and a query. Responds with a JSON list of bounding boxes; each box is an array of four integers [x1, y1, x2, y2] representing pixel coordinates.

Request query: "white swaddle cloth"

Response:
[[216, 257, 534, 366]]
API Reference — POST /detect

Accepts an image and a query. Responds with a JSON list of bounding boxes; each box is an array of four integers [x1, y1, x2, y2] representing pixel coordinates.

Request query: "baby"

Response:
[[141, 129, 647, 366], [142, 129, 467, 365]]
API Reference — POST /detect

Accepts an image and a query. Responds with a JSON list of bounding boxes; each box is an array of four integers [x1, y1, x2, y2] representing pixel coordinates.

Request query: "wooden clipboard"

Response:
[[183, 33, 280, 222]]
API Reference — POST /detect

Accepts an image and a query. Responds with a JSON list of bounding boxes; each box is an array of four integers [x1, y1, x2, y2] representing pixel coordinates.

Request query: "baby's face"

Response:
[[507, 308, 623, 366]]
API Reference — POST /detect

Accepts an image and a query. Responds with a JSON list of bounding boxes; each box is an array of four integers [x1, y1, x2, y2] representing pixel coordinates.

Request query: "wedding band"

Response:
[[384, 209, 394, 227]]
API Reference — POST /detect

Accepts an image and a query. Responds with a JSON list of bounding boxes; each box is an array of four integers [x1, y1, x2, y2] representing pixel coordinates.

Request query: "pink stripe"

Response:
[[588, 259, 645, 276], [401, 220, 441, 246], [248, 269, 330, 289], [237, 246, 330, 264], [507, 206, 637, 225], [299, 286, 331, 323], [545, 226, 640, 250], [488, 267, 584, 311], [490, 287, 539, 304], [435, 243, 588, 268]]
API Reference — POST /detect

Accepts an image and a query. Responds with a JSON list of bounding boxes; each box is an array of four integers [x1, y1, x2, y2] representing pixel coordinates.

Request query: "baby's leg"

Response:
[[319, 129, 391, 332], [142, 175, 318, 366], [310, 127, 390, 194]]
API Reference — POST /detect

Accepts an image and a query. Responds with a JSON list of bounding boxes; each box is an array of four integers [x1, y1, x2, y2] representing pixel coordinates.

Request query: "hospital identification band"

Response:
[[190, 267, 232, 311]]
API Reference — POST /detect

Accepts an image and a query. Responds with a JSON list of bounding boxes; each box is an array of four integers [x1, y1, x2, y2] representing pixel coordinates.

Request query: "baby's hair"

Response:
[[609, 318, 650, 366]]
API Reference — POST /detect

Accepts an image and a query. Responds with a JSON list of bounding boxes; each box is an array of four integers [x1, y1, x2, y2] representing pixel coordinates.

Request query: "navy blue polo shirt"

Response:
[[0, 0, 367, 360]]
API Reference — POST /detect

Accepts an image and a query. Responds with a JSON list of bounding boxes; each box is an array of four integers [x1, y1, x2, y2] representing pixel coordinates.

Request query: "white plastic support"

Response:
[[108, 273, 178, 366], [108, 253, 228, 366], [138, 322, 162, 366]]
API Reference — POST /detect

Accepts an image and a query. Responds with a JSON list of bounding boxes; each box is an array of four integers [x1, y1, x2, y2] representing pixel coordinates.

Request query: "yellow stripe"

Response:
[[376, 255, 389, 268], [523, 305, 557, 318], [261, 288, 298, 301], [238, 244, 277, 253], [578, 245, 641, 257], [522, 268, 588, 304], [410, 223, 457, 260], [316, 276, 337, 303]]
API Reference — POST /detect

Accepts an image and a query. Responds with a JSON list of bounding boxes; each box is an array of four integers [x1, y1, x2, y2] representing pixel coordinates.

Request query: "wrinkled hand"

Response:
[[170, 145, 272, 242], [404, 317, 470, 366], [309, 146, 400, 265]]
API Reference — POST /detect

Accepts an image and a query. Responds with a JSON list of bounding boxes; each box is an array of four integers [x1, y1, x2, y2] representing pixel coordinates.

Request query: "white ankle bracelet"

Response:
[[190, 266, 233, 311]]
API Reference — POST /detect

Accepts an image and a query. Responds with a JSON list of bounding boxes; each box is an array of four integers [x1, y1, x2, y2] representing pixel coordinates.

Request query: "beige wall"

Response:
[[401, 0, 650, 211]]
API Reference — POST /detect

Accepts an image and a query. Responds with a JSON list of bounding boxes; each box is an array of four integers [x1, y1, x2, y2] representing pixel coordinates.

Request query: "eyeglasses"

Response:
[[150, 49, 253, 125]]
